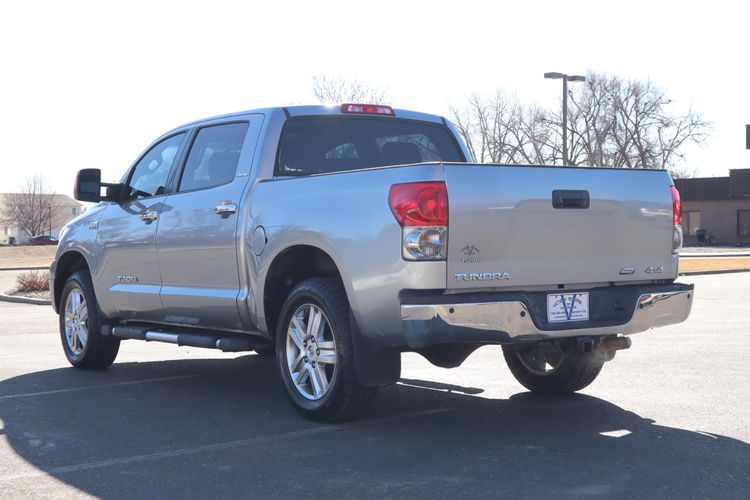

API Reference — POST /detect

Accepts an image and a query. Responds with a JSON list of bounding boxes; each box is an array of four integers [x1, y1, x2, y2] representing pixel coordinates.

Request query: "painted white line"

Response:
[[0, 408, 450, 481], [0, 375, 198, 401]]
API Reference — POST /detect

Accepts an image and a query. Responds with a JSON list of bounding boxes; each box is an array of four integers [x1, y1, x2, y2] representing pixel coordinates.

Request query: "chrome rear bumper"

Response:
[[401, 288, 693, 345]]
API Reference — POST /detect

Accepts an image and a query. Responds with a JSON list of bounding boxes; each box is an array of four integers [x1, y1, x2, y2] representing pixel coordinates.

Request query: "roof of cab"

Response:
[[166, 105, 445, 135]]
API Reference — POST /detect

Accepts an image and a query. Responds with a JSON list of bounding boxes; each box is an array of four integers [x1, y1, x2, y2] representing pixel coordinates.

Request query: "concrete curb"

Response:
[[679, 269, 750, 277], [0, 293, 51, 305], [680, 253, 750, 259], [0, 266, 50, 272]]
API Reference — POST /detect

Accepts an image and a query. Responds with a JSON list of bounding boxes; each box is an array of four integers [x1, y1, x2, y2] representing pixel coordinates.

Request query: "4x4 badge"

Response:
[[645, 266, 664, 274]]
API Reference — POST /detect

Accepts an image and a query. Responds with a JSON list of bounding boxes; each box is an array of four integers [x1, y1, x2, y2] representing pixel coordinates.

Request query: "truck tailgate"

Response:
[[444, 164, 676, 289]]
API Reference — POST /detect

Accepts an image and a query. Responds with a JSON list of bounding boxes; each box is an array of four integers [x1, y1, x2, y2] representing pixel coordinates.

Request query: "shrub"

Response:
[[13, 271, 50, 294]]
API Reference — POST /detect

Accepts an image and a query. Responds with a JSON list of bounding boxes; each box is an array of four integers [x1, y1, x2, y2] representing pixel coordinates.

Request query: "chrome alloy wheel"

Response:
[[64, 289, 88, 356], [285, 303, 337, 400]]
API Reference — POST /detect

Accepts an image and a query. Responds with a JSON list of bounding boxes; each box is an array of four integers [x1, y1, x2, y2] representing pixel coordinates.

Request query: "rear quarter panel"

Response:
[[250, 164, 447, 345]]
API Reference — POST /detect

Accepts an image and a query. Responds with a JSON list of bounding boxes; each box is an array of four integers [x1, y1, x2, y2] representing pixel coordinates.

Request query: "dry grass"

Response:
[[0, 246, 56, 268], [680, 256, 750, 274], [12, 270, 50, 293]]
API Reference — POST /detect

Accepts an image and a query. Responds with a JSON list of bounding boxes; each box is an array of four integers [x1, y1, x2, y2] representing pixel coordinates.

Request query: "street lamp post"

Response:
[[544, 72, 586, 165]]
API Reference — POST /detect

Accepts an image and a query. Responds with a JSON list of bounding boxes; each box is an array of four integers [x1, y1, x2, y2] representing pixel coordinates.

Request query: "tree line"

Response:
[[312, 73, 710, 176]]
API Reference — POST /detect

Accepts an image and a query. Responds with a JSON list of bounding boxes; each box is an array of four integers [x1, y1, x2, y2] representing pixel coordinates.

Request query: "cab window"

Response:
[[178, 122, 249, 192], [128, 133, 185, 198], [276, 117, 464, 176]]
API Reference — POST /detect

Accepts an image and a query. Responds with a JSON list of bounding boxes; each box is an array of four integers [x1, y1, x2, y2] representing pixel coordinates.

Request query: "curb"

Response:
[[0, 266, 50, 272], [679, 268, 750, 277], [680, 253, 750, 259], [0, 293, 51, 305]]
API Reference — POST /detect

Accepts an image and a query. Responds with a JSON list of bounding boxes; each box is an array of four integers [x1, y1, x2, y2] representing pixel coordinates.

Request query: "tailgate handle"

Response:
[[552, 190, 590, 209]]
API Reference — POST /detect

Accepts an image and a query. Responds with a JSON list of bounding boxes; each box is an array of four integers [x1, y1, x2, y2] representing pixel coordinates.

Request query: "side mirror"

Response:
[[73, 169, 123, 203]]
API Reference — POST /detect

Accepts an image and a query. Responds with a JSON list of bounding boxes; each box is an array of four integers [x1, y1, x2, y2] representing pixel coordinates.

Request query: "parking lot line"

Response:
[[0, 375, 198, 401], [0, 408, 450, 482]]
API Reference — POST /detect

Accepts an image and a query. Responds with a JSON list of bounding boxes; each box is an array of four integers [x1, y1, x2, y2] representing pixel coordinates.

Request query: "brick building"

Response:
[[673, 168, 750, 246]]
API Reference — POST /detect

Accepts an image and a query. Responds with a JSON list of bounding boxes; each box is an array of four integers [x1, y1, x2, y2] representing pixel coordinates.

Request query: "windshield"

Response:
[[276, 116, 464, 176]]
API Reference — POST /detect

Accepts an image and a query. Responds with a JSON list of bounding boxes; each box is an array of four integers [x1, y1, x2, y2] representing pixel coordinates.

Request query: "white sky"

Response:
[[1, 0, 748, 197]]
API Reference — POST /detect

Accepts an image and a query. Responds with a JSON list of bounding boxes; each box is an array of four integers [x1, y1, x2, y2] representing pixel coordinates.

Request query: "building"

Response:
[[0, 193, 83, 245], [674, 168, 750, 246]]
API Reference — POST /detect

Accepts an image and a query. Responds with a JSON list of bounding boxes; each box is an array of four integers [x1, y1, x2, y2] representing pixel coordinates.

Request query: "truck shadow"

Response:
[[0, 355, 748, 498]]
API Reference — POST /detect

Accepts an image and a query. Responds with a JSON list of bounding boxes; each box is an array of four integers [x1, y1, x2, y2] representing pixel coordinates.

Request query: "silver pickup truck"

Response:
[[51, 104, 693, 421]]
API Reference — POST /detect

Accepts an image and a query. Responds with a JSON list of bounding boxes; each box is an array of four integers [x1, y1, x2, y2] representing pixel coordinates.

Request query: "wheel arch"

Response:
[[262, 244, 343, 336], [53, 250, 91, 312]]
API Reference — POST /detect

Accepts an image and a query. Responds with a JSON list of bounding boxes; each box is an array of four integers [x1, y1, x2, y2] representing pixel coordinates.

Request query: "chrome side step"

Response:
[[110, 326, 258, 352]]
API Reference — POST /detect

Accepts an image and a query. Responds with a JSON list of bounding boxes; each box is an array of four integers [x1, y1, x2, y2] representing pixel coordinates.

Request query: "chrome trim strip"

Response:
[[401, 290, 693, 342]]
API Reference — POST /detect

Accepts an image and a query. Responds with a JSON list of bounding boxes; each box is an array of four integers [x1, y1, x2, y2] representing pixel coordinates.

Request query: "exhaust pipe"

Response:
[[595, 336, 632, 353]]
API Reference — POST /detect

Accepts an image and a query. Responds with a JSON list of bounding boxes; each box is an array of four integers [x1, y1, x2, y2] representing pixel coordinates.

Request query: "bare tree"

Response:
[[1, 174, 66, 237], [559, 73, 710, 171], [312, 75, 389, 104], [451, 73, 711, 174], [450, 92, 558, 164]]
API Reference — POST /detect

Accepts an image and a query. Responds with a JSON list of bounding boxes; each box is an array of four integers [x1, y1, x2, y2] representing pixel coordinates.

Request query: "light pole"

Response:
[[544, 72, 586, 165]]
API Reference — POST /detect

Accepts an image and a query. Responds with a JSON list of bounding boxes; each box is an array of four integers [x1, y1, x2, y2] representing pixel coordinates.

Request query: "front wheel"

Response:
[[59, 270, 120, 369], [502, 341, 605, 393], [276, 278, 377, 422]]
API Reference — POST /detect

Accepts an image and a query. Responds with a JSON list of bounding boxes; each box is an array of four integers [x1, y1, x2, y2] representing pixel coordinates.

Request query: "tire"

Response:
[[502, 342, 605, 393], [276, 278, 377, 422], [253, 342, 275, 358], [59, 270, 120, 369]]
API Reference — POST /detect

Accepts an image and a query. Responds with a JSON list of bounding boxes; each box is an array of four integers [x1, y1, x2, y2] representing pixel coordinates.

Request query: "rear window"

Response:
[[276, 117, 464, 176]]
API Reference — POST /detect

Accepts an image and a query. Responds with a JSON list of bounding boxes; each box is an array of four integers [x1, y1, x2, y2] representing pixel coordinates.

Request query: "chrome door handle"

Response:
[[140, 211, 158, 223], [214, 203, 237, 217]]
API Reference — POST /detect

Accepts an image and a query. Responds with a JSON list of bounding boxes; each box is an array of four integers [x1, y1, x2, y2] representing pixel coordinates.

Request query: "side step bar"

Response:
[[109, 326, 259, 352]]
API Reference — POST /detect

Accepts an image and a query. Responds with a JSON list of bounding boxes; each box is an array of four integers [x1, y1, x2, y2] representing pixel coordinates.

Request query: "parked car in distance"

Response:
[[51, 103, 693, 422], [28, 235, 58, 246]]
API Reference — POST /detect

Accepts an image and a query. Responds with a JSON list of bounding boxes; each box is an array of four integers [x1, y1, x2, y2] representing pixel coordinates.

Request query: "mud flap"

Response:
[[349, 316, 401, 386]]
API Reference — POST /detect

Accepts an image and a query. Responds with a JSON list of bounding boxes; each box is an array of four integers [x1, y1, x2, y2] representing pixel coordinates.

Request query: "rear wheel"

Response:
[[59, 270, 120, 369], [276, 278, 377, 422], [253, 342, 276, 357], [502, 341, 605, 393]]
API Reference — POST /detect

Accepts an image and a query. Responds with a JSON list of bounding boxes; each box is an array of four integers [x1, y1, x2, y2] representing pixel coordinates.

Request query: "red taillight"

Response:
[[671, 186, 682, 226], [341, 103, 395, 116], [389, 182, 448, 227]]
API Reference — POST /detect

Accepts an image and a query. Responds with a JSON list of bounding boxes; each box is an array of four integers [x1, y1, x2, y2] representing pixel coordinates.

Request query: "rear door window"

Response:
[[179, 122, 249, 192], [276, 117, 464, 176]]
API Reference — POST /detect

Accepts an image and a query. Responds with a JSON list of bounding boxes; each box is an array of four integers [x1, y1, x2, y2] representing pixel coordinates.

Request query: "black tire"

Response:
[[59, 270, 120, 369], [276, 278, 377, 422], [502, 343, 605, 393], [253, 342, 275, 358]]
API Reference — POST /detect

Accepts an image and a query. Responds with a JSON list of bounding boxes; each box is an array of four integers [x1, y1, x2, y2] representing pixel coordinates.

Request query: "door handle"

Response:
[[140, 210, 158, 223], [214, 203, 238, 218], [552, 190, 590, 209]]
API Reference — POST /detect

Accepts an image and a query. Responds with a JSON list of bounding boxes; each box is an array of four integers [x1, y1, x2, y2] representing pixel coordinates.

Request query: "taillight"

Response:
[[341, 103, 395, 116], [671, 186, 683, 251], [389, 182, 448, 260], [389, 182, 448, 226], [671, 186, 682, 226]]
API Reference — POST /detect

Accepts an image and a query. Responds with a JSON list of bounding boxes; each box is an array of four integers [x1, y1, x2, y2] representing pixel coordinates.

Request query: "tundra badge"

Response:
[[454, 272, 510, 281]]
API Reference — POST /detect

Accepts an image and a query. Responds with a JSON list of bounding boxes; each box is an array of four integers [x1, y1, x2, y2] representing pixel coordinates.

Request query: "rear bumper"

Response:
[[400, 283, 693, 347]]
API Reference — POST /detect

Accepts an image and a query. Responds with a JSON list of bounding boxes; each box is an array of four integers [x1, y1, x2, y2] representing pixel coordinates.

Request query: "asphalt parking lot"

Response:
[[1, 273, 749, 498]]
